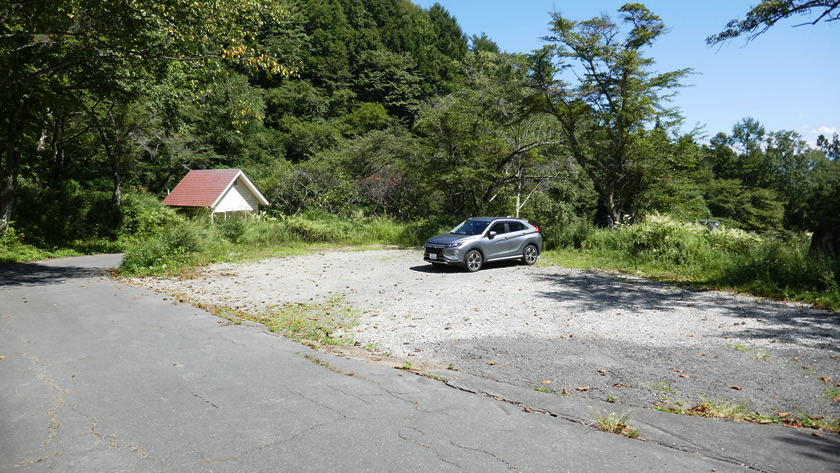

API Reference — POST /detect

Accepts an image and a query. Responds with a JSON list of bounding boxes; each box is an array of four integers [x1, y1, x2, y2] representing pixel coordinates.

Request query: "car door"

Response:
[[483, 222, 510, 260], [506, 221, 529, 256]]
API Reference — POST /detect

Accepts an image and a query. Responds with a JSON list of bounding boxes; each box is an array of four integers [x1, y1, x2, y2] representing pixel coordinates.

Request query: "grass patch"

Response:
[[691, 396, 751, 420], [725, 342, 751, 352], [199, 296, 358, 346], [752, 351, 771, 361], [301, 354, 353, 376], [592, 409, 639, 438], [824, 385, 840, 400], [116, 212, 447, 277], [653, 381, 679, 395], [654, 396, 840, 433], [542, 214, 840, 311]]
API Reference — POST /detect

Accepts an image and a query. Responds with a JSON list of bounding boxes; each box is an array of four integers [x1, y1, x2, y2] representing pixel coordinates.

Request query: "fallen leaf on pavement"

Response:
[[597, 369, 606, 375], [562, 388, 570, 395], [523, 407, 533, 412], [487, 361, 496, 365], [680, 374, 690, 378], [730, 385, 742, 390], [541, 380, 551, 384], [0, 356, 5, 360], [813, 432, 824, 438], [698, 353, 706, 356], [575, 386, 589, 391]]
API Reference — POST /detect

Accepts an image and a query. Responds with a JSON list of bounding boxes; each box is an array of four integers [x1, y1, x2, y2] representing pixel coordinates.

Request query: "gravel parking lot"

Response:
[[131, 248, 840, 420]]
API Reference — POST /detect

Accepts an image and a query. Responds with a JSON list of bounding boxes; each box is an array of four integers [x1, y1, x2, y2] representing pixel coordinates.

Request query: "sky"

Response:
[[412, 1, 838, 146]]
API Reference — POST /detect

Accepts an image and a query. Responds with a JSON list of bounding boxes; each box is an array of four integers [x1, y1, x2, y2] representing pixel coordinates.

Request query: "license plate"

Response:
[[429, 253, 437, 260]]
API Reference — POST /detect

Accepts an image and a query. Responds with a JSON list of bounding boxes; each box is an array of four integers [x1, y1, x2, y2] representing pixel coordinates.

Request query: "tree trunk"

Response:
[[0, 98, 32, 235]]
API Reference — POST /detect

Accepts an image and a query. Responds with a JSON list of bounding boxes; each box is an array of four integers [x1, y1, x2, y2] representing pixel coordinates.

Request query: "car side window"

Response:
[[508, 222, 525, 232], [489, 223, 507, 234]]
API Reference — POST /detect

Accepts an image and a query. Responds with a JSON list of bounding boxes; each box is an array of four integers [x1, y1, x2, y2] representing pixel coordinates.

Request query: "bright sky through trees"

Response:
[[412, 1, 838, 146]]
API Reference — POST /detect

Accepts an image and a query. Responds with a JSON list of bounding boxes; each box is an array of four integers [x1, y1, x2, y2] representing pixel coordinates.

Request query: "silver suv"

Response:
[[423, 217, 542, 272]]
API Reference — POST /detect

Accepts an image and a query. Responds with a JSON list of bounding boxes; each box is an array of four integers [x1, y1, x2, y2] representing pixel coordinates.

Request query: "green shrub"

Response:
[[216, 218, 247, 243], [543, 218, 594, 250], [120, 220, 208, 274], [118, 192, 183, 242]]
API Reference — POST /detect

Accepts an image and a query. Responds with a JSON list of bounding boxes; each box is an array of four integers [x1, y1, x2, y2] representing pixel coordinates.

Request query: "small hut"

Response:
[[162, 169, 269, 222]]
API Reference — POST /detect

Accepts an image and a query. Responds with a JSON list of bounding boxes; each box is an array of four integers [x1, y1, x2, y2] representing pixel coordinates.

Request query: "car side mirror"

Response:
[[488, 231, 497, 239]]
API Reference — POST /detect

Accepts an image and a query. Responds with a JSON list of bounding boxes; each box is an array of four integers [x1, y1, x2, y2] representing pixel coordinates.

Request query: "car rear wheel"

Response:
[[523, 244, 538, 265], [465, 250, 483, 272]]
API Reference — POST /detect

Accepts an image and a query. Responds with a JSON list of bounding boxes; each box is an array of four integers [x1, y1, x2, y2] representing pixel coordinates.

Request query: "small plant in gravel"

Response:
[[692, 396, 751, 420], [725, 342, 750, 352], [592, 409, 639, 438], [606, 395, 618, 403], [217, 296, 358, 346], [824, 385, 840, 401], [751, 351, 770, 361]]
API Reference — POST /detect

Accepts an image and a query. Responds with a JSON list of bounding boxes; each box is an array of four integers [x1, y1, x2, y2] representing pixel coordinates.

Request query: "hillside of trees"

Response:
[[1, 0, 839, 250]]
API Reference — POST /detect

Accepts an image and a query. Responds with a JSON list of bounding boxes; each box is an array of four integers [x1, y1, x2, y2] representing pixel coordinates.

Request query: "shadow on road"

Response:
[[0, 261, 110, 288]]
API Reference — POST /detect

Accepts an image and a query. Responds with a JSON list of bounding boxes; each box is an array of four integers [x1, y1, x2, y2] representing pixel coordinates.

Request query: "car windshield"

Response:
[[450, 220, 490, 236]]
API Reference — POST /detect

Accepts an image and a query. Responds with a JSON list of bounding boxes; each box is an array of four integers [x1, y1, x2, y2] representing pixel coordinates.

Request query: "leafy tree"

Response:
[[470, 33, 501, 54], [706, 179, 784, 232], [817, 132, 840, 160], [0, 0, 294, 233], [352, 49, 422, 120], [416, 51, 562, 216], [702, 132, 740, 179], [731, 117, 774, 187], [530, 4, 692, 224], [707, 0, 840, 44]]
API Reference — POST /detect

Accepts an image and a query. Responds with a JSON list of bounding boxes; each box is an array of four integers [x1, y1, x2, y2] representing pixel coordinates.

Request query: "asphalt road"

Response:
[[1, 254, 839, 472]]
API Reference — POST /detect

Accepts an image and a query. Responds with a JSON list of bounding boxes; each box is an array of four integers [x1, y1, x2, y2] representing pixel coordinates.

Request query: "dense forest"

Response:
[[1, 0, 839, 250]]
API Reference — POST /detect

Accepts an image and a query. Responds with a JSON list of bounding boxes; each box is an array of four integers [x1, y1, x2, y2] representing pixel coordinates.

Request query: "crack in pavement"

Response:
[[444, 379, 770, 472], [448, 440, 521, 472], [396, 430, 463, 470]]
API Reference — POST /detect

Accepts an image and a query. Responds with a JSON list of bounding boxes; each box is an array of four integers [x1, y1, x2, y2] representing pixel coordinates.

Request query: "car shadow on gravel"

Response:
[[410, 260, 523, 273], [532, 271, 840, 351], [0, 262, 108, 288]]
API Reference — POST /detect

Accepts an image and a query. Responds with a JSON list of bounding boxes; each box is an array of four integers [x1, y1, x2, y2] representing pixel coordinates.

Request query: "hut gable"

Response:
[[162, 169, 268, 217]]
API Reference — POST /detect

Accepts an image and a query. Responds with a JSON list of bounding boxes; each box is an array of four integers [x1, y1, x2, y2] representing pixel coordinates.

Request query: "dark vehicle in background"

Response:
[[423, 217, 542, 272]]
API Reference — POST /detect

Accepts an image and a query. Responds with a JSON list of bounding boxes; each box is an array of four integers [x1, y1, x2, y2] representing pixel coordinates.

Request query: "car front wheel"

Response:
[[523, 244, 538, 265], [465, 250, 483, 272]]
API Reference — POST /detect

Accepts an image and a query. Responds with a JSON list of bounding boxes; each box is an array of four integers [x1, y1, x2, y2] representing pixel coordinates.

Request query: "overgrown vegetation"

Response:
[[543, 215, 840, 310], [1, 2, 837, 310], [592, 409, 640, 438], [655, 396, 840, 433]]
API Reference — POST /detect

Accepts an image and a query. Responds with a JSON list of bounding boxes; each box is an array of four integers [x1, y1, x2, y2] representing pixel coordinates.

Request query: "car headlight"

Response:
[[446, 242, 463, 248]]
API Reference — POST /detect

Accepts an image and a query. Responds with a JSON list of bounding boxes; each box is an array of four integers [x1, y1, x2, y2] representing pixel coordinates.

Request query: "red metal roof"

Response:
[[162, 169, 249, 208]]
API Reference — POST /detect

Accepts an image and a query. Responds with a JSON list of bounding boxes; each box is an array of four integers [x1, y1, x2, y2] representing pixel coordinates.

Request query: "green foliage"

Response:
[[12, 180, 117, 247], [532, 4, 694, 224], [118, 192, 183, 242], [118, 212, 439, 275], [120, 220, 209, 275], [545, 214, 840, 310], [707, 1, 840, 44], [706, 179, 785, 232]]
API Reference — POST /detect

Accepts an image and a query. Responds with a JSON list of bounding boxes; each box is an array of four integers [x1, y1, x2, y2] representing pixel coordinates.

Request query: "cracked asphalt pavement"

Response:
[[2, 253, 839, 472]]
